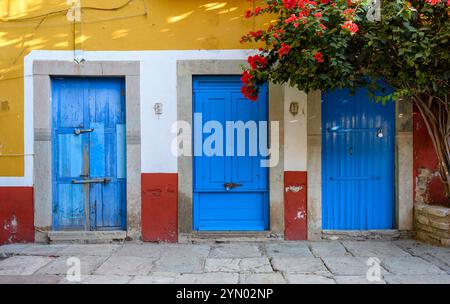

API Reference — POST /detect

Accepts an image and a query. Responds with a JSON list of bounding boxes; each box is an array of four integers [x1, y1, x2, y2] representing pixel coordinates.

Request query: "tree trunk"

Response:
[[414, 94, 450, 199]]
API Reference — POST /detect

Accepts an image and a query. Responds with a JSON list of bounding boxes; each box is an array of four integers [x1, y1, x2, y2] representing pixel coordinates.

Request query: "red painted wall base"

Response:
[[413, 107, 450, 206], [0, 187, 34, 245], [284, 171, 308, 240], [141, 173, 178, 243]]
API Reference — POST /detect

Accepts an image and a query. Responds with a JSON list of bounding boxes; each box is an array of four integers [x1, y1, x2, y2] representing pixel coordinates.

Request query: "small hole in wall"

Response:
[[1, 101, 9, 111]]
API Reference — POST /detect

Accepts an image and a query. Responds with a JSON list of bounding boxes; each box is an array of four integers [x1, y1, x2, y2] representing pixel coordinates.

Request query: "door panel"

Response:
[[52, 77, 126, 231], [193, 76, 269, 231], [322, 87, 395, 230]]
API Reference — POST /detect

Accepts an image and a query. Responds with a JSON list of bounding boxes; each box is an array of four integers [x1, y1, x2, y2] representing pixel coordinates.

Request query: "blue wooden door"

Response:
[[193, 76, 269, 231], [52, 77, 126, 231], [322, 87, 395, 230]]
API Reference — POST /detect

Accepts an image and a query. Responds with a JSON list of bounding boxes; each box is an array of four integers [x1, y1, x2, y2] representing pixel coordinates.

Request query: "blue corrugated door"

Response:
[[322, 87, 395, 230], [193, 76, 269, 231], [52, 77, 126, 231]]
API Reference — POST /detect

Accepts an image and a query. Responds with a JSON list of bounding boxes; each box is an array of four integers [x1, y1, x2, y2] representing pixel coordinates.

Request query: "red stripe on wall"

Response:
[[0, 187, 34, 245], [284, 171, 308, 240], [141, 173, 178, 243], [413, 107, 450, 206]]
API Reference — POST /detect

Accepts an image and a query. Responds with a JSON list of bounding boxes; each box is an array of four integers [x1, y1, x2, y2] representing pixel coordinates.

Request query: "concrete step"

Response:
[[48, 231, 127, 244], [180, 232, 284, 244], [321, 230, 413, 241]]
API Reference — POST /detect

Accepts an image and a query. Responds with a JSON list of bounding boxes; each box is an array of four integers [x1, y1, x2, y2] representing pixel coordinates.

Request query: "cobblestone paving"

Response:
[[0, 240, 448, 284]]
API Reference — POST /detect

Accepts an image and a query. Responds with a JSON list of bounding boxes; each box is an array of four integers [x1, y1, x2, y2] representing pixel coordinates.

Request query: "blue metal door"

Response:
[[52, 77, 126, 231], [193, 76, 269, 231], [322, 87, 395, 230]]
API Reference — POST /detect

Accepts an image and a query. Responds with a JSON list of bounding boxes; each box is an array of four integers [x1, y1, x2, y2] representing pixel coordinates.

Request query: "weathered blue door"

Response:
[[193, 76, 269, 231], [322, 87, 395, 230], [52, 77, 126, 231]]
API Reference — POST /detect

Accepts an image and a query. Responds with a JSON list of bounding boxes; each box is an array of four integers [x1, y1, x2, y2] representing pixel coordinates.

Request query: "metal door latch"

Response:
[[72, 178, 111, 184], [74, 128, 94, 135], [224, 183, 243, 191]]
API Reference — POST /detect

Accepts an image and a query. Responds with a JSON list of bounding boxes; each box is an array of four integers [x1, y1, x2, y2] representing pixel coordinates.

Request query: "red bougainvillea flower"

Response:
[[244, 9, 252, 18], [425, 0, 440, 4], [241, 70, 252, 83], [314, 51, 324, 63], [282, 0, 297, 9], [248, 55, 268, 70], [285, 14, 298, 23], [254, 6, 262, 15], [241, 85, 258, 101], [342, 20, 359, 35], [240, 70, 258, 101], [278, 43, 292, 58], [314, 12, 322, 18], [343, 8, 355, 16]]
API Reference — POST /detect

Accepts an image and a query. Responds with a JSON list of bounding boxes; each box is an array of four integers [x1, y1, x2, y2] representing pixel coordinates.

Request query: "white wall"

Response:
[[284, 85, 308, 172], [1, 50, 310, 188]]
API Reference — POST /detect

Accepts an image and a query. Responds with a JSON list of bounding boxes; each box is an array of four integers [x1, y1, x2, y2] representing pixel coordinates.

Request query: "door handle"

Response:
[[72, 178, 111, 184], [74, 128, 94, 135], [224, 183, 243, 191]]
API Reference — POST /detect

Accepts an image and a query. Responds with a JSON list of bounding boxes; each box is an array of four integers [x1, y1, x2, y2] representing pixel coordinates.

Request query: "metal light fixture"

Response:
[[289, 102, 299, 116], [377, 128, 384, 138], [154, 103, 163, 118]]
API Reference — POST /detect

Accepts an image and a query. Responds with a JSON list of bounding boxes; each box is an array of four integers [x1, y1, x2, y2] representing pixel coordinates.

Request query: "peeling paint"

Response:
[[285, 185, 303, 193], [295, 210, 306, 220], [3, 214, 18, 234]]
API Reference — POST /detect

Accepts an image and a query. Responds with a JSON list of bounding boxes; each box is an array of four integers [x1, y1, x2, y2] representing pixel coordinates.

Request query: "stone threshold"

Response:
[[322, 230, 414, 241], [48, 231, 127, 244], [179, 232, 284, 244]]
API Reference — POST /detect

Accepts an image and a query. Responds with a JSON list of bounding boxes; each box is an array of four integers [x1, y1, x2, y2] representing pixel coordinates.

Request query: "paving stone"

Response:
[[114, 244, 163, 258], [0, 256, 55, 275], [0, 244, 31, 257], [153, 255, 206, 274], [286, 274, 335, 284], [0, 275, 62, 284], [342, 241, 411, 257], [93, 256, 155, 276], [129, 272, 178, 284], [162, 244, 211, 258], [205, 257, 273, 273], [239, 273, 286, 284], [381, 257, 446, 275], [264, 242, 313, 258], [323, 257, 388, 276], [384, 275, 450, 284], [60, 275, 132, 284], [58, 244, 122, 257], [309, 242, 349, 257], [20, 244, 67, 256], [174, 272, 238, 284], [205, 258, 240, 272], [210, 244, 261, 258], [37, 255, 108, 275], [334, 276, 386, 284], [393, 240, 450, 272], [272, 257, 328, 274]]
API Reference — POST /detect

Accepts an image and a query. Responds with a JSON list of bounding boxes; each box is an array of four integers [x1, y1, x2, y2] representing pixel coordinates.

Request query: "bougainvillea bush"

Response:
[[241, 0, 450, 197]]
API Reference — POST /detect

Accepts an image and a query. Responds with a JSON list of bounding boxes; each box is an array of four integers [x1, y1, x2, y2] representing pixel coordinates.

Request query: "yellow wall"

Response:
[[0, 0, 268, 176]]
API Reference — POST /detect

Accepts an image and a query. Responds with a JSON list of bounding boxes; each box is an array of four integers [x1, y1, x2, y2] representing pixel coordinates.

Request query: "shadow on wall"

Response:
[[413, 106, 450, 207]]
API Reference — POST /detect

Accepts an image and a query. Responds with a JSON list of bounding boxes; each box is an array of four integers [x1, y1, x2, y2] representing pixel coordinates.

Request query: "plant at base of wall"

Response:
[[240, 0, 450, 199]]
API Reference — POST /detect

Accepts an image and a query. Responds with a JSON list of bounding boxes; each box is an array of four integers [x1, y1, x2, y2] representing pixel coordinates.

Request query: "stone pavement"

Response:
[[0, 240, 449, 284]]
